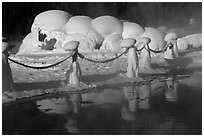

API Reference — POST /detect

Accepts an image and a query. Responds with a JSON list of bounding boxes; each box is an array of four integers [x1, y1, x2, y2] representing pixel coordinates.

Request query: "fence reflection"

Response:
[[3, 76, 183, 134]]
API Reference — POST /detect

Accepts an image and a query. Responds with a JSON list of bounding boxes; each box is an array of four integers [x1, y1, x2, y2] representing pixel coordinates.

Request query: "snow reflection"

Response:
[[3, 72, 202, 135]]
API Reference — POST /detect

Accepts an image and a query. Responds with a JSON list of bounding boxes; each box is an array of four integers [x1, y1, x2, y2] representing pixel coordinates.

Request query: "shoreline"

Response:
[[3, 49, 202, 104]]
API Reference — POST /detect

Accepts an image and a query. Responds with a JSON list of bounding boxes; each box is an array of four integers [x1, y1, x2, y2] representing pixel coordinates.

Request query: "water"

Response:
[[2, 71, 202, 135]]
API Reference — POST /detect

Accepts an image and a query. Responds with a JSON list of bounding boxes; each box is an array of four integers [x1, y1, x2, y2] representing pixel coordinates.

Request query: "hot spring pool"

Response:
[[2, 70, 202, 135]]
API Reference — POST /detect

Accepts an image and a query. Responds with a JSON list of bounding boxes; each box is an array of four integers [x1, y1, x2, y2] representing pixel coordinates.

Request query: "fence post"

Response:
[[126, 47, 139, 78], [120, 38, 138, 78], [64, 41, 81, 86], [139, 45, 151, 69], [2, 39, 15, 92], [173, 40, 179, 58], [135, 37, 151, 70], [163, 32, 178, 59]]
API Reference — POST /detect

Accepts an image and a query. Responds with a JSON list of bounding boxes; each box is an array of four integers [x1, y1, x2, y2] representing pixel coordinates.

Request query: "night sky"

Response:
[[2, 2, 202, 40]]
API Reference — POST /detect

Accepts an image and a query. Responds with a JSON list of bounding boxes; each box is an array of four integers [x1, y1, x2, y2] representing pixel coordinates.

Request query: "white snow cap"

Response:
[[63, 16, 93, 34], [91, 15, 123, 37], [33, 10, 71, 30], [164, 32, 178, 42], [141, 27, 166, 50], [122, 21, 144, 39]]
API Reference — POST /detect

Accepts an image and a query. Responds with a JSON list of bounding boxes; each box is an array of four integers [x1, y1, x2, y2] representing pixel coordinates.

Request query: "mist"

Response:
[[2, 2, 202, 40]]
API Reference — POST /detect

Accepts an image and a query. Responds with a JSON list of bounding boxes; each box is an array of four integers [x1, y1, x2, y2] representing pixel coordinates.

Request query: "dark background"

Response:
[[2, 2, 202, 40]]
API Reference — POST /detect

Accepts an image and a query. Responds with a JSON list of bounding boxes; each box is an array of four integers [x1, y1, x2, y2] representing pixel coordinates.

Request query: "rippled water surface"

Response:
[[2, 70, 202, 135]]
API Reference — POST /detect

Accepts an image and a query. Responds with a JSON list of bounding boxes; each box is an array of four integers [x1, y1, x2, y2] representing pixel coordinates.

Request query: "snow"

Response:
[[2, 44, 201, 104]]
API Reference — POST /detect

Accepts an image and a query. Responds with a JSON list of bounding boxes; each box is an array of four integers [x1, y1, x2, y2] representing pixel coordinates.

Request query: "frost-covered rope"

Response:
[[134, 42, 170, 53], [8, 51, 75, 69], [77, 49, 128, 63], [146, 43, 170, 53], [135, 45, 145, 52]]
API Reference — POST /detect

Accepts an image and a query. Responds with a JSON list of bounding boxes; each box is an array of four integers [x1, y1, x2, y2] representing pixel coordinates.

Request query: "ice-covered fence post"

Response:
[[173, 39, 179, 58], [2, 38, 14, 92], [126, 46, 139, 78], [163, 32, 178, 59], [135, 37, 151, 69], [63, 41, 82, 86], [120, 38, 138, 78]]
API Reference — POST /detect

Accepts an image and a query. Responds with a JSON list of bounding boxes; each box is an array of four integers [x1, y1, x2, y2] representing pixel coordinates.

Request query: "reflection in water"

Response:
[[2, 73, 202, 135], [165, 78, 178, 102], [37, 93, 82, 134], [122, 81, 151, 113], [65, 94, 81, 134]]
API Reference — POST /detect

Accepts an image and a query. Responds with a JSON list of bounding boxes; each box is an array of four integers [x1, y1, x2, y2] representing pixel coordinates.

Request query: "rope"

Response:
[[77, 49, 127, 63], [8, 41, 171, 68], [134, 42, 170, 53], [135, 45, 145, 52], [8, 51, 75, 69], [146, 43, 170, 53]]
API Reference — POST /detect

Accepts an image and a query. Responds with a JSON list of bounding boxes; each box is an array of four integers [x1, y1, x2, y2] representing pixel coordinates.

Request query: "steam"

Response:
[[157, 18, 202, 37]]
